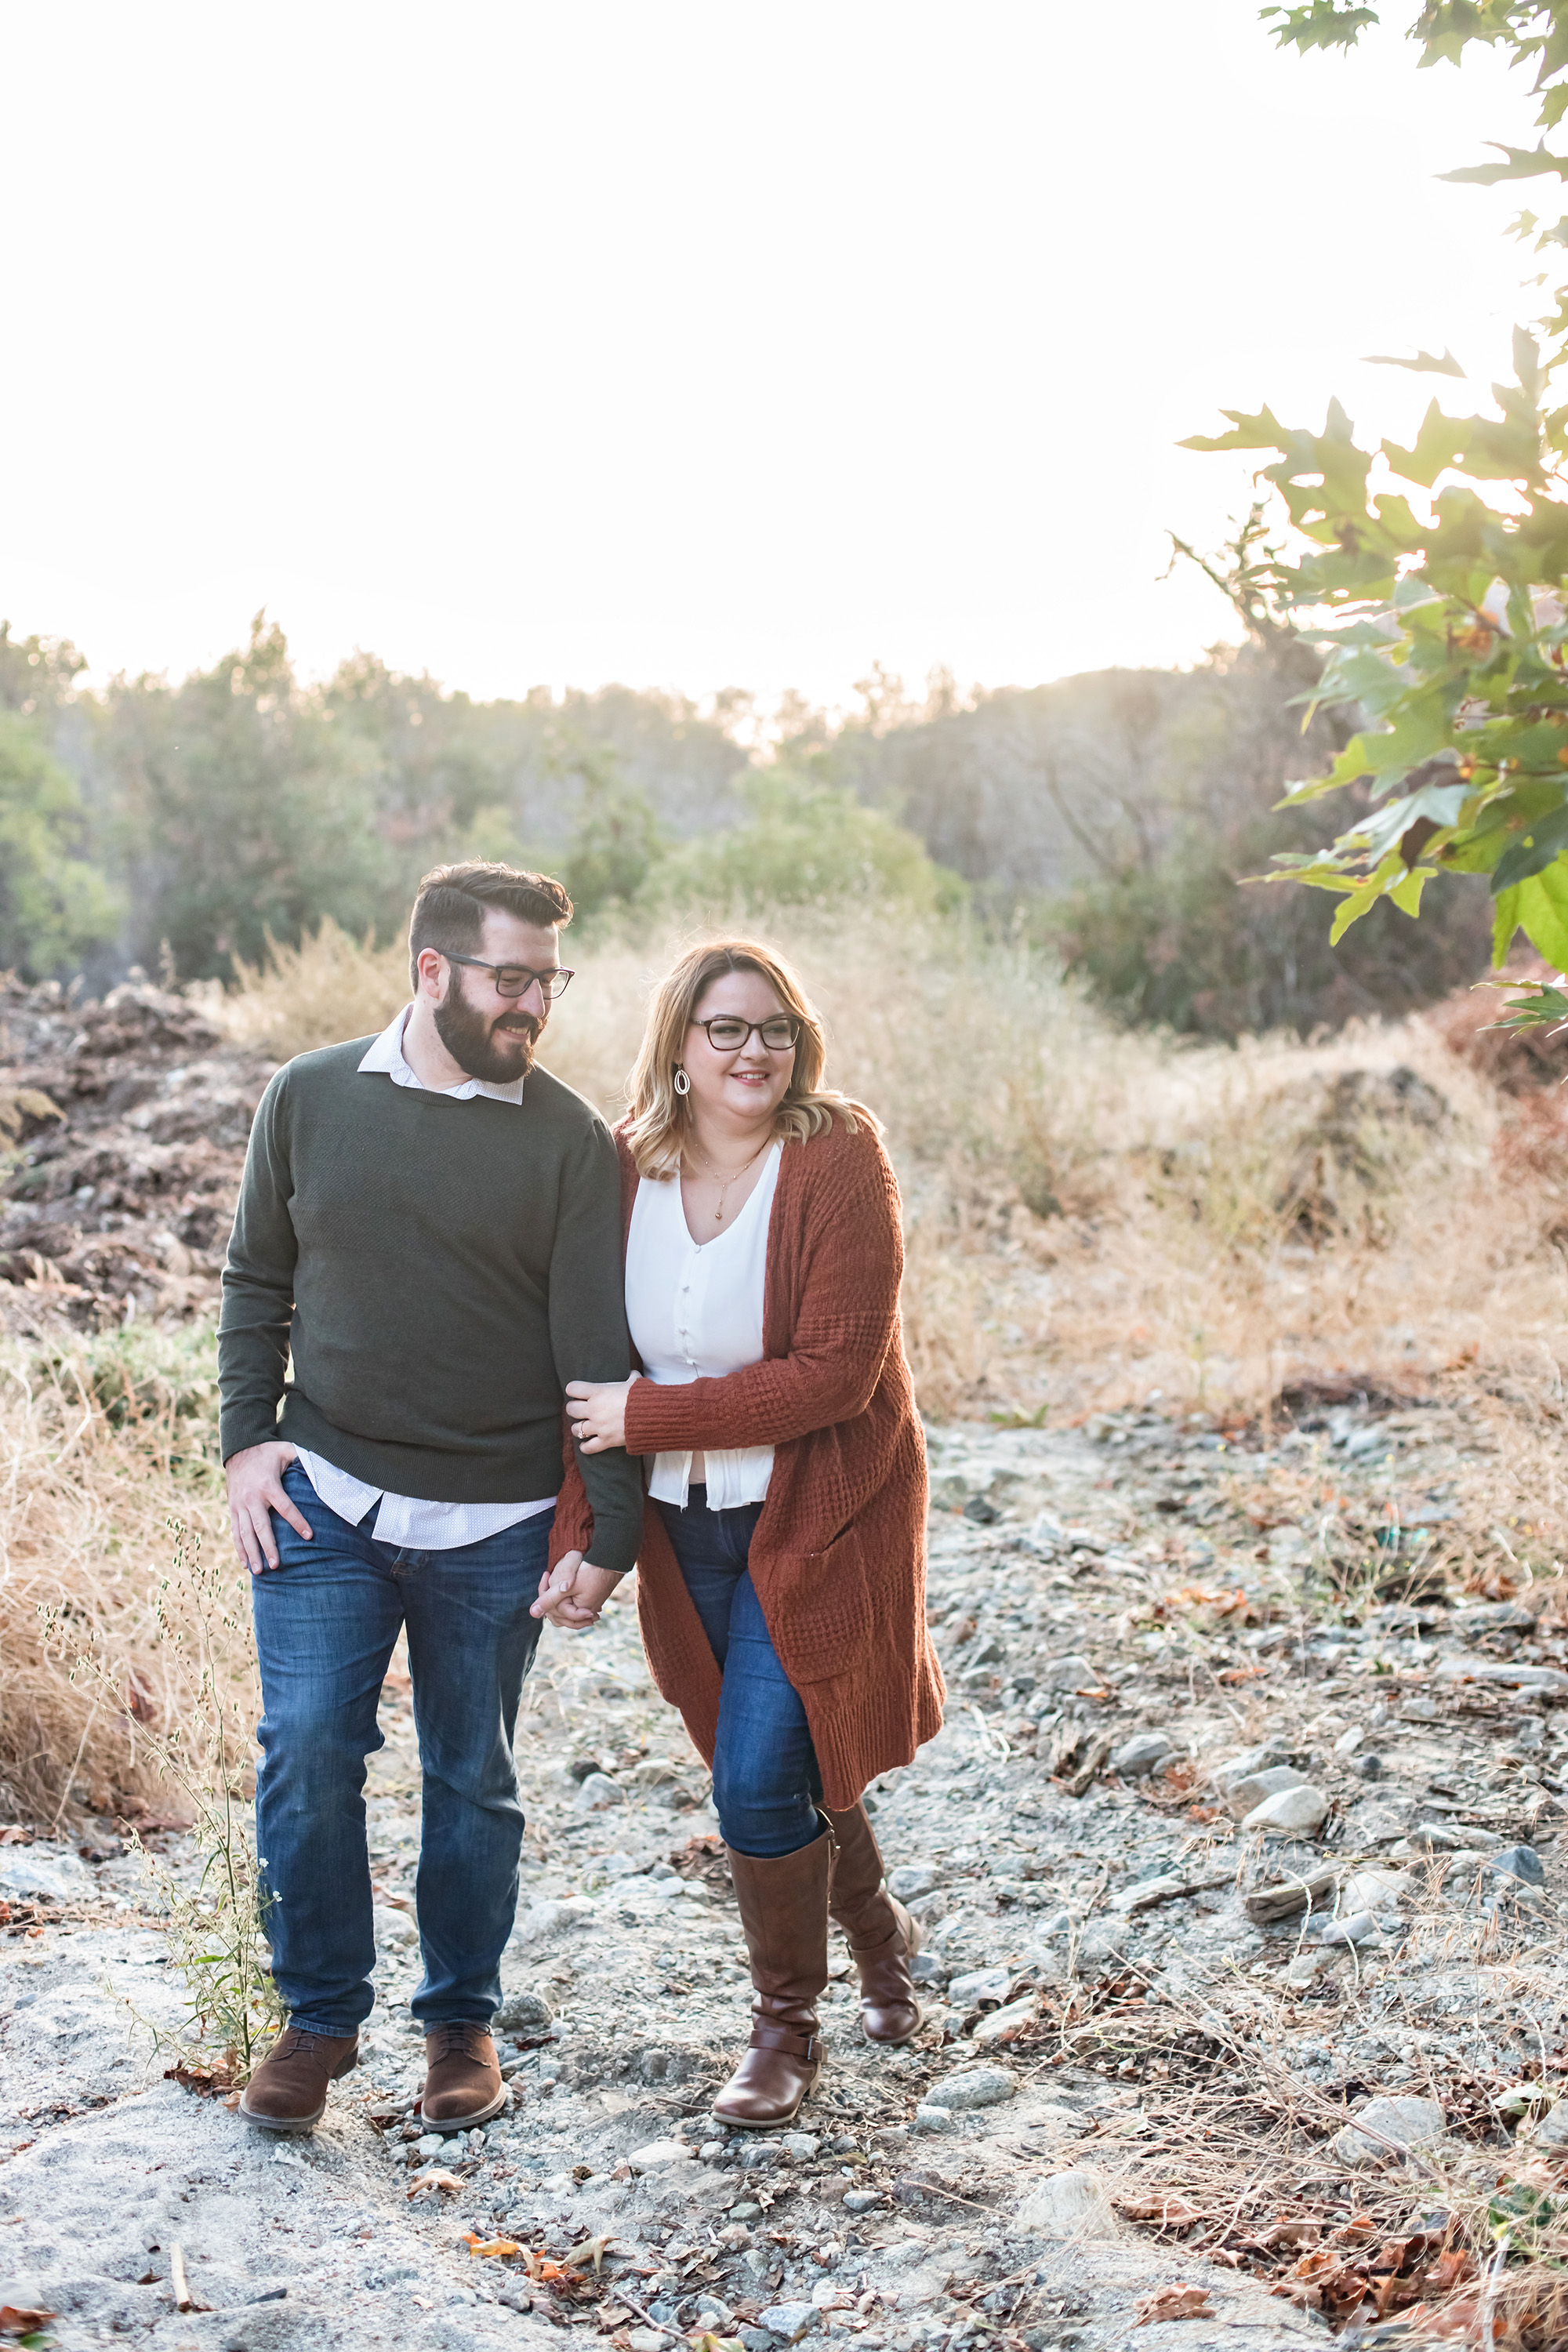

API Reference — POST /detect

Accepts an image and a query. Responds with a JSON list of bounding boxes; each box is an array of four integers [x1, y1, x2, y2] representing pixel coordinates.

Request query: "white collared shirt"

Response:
[[625, 1144, 781, 1510], [292, 1006, 556, 1550]]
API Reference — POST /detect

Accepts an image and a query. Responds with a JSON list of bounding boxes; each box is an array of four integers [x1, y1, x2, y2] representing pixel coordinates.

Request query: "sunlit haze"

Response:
[[0, 1, 1544, 712]]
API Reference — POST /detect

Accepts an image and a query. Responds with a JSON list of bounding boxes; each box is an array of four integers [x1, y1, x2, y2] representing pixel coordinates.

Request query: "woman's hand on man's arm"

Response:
[[564, 1372, 637, 1453], [531, 1550, 625, 1629]]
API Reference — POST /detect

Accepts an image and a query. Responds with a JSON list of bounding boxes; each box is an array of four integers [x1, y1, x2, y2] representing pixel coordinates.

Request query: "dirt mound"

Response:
[[1276, 1064, 1449, 1238], [1428, 953, 1568, 1094], [0, 974, 274, 1331]]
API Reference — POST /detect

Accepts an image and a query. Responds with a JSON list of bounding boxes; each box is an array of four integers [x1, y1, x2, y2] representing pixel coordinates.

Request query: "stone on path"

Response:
[[926, 2064, 1015, 2111], [1334, 2096, 1446, 2169], [946, 1966, 1012, 2008], [972, 1996, 1038, 2045], [1036, 1654, 1096, 1691], [1109, 1732, 1175, 1778], [758, 2300, 819, 2340], [1242, 1784, 1329, 1836], [887, 1865, 938, 1900], [1014, 2169, 1120, 2239], [510, 1895, 597, 1944], [628, 2138, 696, 2173], [495, 1987, 554, 2031], [1225, 1766, 1308, 1820]]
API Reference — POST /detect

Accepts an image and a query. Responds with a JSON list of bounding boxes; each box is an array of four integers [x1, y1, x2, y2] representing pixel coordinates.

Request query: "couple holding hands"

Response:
[[218, 861, 944, 2138]]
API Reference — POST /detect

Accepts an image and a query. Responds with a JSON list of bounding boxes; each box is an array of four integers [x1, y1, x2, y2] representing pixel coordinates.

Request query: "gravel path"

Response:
[[0, 1399, 1563, 2349]]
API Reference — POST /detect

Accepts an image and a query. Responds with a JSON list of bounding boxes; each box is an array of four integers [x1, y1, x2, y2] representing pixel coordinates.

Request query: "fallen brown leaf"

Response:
[[407, 2168, 464, 2199], [1133, 2284, 1214, 2325], [163, 2060, 236, 2096], [463, 2234, 521, 2259], [0, 2310, 55, 2339], [1112, 2192, 1204, 2227]]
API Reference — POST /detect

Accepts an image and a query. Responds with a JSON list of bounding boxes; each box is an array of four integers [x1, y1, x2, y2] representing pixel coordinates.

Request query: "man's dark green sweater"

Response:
[[217, 1039, 643, 1577]]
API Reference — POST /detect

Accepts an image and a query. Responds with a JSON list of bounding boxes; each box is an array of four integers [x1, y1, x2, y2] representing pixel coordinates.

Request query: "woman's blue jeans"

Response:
[[251, 1461, 548, 2038], [655, 1483, 822, 1858]]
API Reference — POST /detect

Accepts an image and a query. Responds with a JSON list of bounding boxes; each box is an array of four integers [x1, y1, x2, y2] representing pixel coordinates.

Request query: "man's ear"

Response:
[[415, 947, 446, 999]]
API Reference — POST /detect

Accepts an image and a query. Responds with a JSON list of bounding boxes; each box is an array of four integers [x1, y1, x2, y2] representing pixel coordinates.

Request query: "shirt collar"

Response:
[[358, 1006, 527, 1105]]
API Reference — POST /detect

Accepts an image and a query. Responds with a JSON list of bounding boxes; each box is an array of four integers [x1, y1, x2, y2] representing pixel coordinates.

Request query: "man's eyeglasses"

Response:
[[693, 1014, 802, 1052], [442, 952, 575, 1000]]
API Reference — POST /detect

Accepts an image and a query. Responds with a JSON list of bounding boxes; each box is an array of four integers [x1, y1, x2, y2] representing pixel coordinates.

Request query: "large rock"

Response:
[[1014, 2169, 1120, 2238], [1485, 1846, 1545, 1887], [757, 2302, 818, 2341], [510, 1896, 597, 1945], [1036, 1654, 1097, 1691], [926, 2064, 1015, 2112], [1316, 1910, 1382, 1949], [1225, 1766, 1308, 1820], [1212, 1741, 1292, 1791], [1340, 1866, 1406, 1914], [972, 1996, 1038, 2047], [495, 1987, 554, 2032], [1435, 1657, 1568, 1696], [0, 1853, 94, 1904], [946, 1967, 1012, 2009], [1242, 1785, 1329, 1836], [627, 2139, 697, 2174], [887, 1865, 939, 1900], [1109, 1732, 1176, 1779], [575, 1773, 626, 1810], [1334, 2096, 1446, 2169]]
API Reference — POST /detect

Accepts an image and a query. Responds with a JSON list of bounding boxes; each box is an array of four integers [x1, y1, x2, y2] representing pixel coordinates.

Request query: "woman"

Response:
[[533, 939, 944, 2128]]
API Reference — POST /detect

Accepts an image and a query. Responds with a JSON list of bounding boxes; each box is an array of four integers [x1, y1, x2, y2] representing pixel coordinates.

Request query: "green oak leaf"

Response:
[[1494, 804, 1568, 891], [1517, 862, 1568, 970]]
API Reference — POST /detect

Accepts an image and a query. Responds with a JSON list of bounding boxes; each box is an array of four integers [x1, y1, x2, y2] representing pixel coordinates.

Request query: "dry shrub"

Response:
[[0, 1332, 238, 1824], [209, 906, 1568, 1422], [1427, 953, 1568, 1096], [212, 918, 408, 1058]]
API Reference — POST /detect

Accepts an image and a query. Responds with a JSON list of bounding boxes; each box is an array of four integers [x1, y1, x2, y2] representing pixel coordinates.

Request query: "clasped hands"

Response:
[[532, 1372, 637, 1629], [531, 1548, 624, 1631]]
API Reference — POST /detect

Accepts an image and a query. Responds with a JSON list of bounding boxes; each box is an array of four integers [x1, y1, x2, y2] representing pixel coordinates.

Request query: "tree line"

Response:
[[0, 601, 1494, 1040]]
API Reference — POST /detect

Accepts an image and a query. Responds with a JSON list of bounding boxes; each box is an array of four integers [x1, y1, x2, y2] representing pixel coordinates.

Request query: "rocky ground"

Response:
[[0, 974, 270, 1330], [0, 1398, 1563, 2350]]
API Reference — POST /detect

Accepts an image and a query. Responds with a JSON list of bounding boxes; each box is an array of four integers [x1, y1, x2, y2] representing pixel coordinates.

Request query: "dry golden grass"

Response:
[[214, 906, 1568, 1425], [205, 917, 409, 1056], [0, 1330, 241, 1824]]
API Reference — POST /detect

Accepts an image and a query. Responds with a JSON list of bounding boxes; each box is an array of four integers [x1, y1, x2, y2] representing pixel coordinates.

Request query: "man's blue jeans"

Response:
[[252, 1461, 548, 2038], [654, 1484, 822, 1859]]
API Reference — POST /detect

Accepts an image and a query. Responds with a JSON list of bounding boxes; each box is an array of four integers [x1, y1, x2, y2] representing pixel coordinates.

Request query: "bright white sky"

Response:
[[0, 2, 1545, 714]]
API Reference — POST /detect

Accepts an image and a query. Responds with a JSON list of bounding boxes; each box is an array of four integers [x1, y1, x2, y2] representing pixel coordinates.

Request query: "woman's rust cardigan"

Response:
[[547, 1111, 945, 1809]]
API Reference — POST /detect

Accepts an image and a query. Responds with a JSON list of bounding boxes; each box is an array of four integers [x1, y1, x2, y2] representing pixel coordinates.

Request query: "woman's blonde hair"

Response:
[[624, 938, 869, 1178]]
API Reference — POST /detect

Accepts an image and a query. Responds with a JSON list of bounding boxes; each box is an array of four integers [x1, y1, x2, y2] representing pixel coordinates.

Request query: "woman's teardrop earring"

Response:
[[673, 1065, 691, 1096]]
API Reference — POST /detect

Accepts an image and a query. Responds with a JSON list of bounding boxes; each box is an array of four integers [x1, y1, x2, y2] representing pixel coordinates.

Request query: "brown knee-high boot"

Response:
[[822, 1802, 922, 2044], [713, 1824, 834, 2129]]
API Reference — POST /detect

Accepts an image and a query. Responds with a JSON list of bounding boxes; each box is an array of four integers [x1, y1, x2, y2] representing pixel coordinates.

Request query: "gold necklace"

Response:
[[688, 1137, 768, 1222]]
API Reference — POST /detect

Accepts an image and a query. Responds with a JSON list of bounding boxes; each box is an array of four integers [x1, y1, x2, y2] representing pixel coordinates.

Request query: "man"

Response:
[[219, 861, 641, 2135]]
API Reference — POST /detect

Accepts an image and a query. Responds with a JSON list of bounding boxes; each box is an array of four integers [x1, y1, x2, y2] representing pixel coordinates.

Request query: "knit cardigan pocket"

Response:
[[764, 1520, 876, 1684]]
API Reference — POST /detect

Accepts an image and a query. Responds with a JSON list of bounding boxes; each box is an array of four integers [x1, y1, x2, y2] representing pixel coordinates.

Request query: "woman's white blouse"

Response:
[[625, 1143, 782, 1509]]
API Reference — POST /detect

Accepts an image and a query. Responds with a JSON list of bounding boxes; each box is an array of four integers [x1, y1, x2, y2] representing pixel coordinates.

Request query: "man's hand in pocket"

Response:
[[226, 1442, 311, 1574]]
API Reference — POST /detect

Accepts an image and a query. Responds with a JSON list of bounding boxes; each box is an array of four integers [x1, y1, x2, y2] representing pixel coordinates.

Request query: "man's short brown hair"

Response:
[[408, 862, 574, 989]]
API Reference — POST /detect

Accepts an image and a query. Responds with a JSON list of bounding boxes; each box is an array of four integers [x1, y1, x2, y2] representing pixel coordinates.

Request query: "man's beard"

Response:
[[434, 983, 540, 1083]]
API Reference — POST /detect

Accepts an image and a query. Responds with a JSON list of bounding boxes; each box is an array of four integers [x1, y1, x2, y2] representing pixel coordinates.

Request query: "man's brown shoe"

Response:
[[420, 2024, 506, 2129], [238, 2028, 359, 2133]]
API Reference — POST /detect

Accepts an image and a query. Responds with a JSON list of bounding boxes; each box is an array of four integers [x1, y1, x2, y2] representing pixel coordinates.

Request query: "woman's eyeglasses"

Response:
[[442, 952, 575, 1000], [693, 1015, 802, 1052]]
